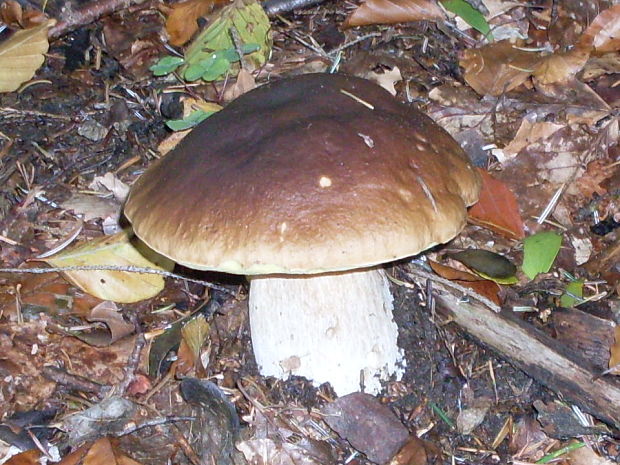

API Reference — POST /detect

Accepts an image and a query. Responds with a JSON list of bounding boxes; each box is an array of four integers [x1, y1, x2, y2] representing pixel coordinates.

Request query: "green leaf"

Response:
[[441, 0, 493, 40], [183, 0, 271, 83], [560, 280, 584, 308], [201, 56, 231, 81], [150, 56, 185, 76], [184, 54, 217, 81], [166, 109, 215, 131], [450, 249, 517, 280], [522, 231, 562, 280]]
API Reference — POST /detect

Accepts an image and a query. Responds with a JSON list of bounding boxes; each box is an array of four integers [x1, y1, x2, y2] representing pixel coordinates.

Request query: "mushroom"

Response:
[[124, 73, 481, 395]]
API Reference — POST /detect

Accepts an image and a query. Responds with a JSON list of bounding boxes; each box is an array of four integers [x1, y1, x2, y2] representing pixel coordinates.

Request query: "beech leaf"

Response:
[[460, 40, 541, 96], [522, 231, 562, 280], [344, 0, 445, 28], [43, 230, 174, 303], [468, 169, 525, 240], [429, 260, 501, 305], [0, 20, 55, 93], [166, 0, 217, 47]]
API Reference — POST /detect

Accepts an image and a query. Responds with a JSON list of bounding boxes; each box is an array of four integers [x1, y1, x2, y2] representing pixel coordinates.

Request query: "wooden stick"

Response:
[[429, 280, 620, 430]]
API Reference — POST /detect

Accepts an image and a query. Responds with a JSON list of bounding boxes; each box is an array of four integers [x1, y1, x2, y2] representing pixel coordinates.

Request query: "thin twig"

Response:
[[0, 265, 233, 294]]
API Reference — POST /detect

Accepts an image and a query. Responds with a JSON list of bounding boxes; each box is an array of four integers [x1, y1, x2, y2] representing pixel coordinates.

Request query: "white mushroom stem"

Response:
[[248, 268, 404, 395]]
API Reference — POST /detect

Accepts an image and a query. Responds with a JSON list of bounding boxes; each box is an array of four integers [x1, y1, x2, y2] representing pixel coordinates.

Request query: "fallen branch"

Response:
[[419, 274, 620, 430], [49, 0, 329, 40]]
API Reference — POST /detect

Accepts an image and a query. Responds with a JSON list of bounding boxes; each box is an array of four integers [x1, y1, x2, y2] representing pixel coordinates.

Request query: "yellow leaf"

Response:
[[43, 231, 174, 303], [0, 19, 55, 93]]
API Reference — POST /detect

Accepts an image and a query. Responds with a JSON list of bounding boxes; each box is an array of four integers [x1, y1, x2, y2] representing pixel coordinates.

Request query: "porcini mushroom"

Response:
[[124, 73, 481, 395]]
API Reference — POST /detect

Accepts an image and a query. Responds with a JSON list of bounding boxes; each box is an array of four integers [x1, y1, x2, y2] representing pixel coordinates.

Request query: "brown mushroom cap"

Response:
[[124, 73, 481, 275]]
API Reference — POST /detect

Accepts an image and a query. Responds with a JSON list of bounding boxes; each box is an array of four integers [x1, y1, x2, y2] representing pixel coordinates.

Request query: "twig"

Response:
[[49, 0, 143, 39], [0, 265, 234, 294], [42, 365, 109, 396], [262, 0, 327, 16], [117, 332, 146, 396]]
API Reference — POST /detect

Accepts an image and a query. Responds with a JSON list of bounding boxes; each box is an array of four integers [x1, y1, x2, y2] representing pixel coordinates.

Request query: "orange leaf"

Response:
[[429, 260, 479, 282], [429, 260, 501, 305], [468, 168, 525, 240], [344, 0, 445, 28], [166, 0, 215, 46]]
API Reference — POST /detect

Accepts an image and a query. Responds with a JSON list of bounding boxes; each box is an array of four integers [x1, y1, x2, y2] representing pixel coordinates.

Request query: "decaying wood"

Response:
[[418, 273, 620, 430]]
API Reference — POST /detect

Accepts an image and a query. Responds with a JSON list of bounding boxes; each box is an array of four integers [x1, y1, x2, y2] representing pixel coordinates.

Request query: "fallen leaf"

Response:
[[61, 193, 121, 222], [521, 231, 562, 280], [367, 66, 402, 96], [237, 438, 324, 465], [560, 280, 583, 308], [468, 169, 525, 240], [578, 4, 620, 54], [89, 172, 130, 203], [388, 436, 435, 465], [568, 442, 614, 465], [82, 301, 135, 346], [2, 449, 41, 465], [533, 48, 590, 85], [429, 260, 501, 305], [82, 437, 142, 465], [223, 68, 256, 101], [441, 0, 492, 40], [502, 119, 564, 160], [460, 40, 541, 96], [576, 159, 618, 197], [177, 313, 211, 374], [0, 0, 47, 28], [166, 0, 217, 46], [344, 0, 445, 28], [183, 0, 271, 81], [449, 249, 517, 280], [0, 20, 55, 93], [457, 404, 490, 434], [42, 230, 174, 303]]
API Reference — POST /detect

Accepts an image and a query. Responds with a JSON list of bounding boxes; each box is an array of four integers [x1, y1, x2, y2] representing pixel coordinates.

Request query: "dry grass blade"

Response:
[[0, 19, 55, 93]]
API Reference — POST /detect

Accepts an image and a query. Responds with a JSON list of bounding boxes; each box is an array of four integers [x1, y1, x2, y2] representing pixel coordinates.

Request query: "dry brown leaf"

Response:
[[223, 68, 256, 101], [576, 159, 618, 197], [578, 4, 620, 54], [344, 0, 445, 28], [460, 40, 542, 96], [389, 436, 433, 465], [367, 66, 402, 96], [0, 0, 47, 28], [83, 438, 142, 465], [533, 48, 590, 85], [0, 19, 55, 93], [3, 449, 41, 465], [468, 168, 525, 240], [502, 119, 564, 160], [87, 301, 136, 345], [166, 0, 216, 46], [429, 260, 501, 305], [568, 443, 615, 465]]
